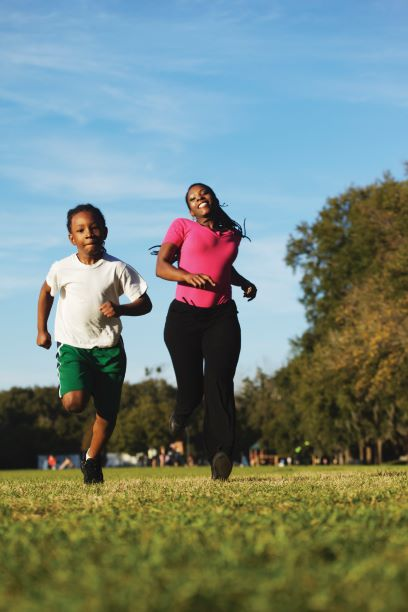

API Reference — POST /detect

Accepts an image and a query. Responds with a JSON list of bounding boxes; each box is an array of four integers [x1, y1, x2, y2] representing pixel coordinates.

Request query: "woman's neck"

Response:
[[195, 216, 215, 229]]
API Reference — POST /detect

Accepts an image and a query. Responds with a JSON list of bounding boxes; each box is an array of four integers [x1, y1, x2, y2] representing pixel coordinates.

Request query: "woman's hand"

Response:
[[183, 273, 216, 289], [242, 282, 257, 301], [231, 267, 256, 301]]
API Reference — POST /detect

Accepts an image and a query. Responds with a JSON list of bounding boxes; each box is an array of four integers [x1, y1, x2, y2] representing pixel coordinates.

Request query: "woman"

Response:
[[156, 183, 257, 480]]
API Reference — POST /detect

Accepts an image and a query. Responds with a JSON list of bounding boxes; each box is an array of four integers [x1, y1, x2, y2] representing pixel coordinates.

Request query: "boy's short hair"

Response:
[[67, 204, 106, 232]]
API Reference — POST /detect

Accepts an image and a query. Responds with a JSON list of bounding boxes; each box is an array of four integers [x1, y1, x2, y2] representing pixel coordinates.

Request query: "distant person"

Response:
[[37, 204, 152, 484], [240, 453, 249, 467], [159, 446, 166, 467], [59, 456, 74, 470], [156, 183, 257, 480], [148, 447, 158, 467], [47, 454, 57, 470]]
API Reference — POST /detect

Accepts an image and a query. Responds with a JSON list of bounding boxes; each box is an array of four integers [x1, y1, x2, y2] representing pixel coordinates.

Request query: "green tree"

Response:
[[237, 368, 301, 455], [284, 171, 408, 461], [286, 174, 408, 337], [0, 386, 92, 468], [109, 379, 177, 452], [324, 281, 408, 462]]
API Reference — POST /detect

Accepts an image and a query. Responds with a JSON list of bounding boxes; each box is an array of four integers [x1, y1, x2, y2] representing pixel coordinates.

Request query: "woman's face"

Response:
[[186, 184, 216, 220]]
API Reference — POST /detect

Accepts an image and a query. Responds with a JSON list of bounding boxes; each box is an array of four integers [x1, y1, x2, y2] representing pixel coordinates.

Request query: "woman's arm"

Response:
[[156, 242, 216, 289], [231, 266, 257, 301], [37, 281, 54, 349]]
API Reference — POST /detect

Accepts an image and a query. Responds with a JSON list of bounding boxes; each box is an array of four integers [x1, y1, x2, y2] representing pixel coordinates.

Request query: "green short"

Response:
[[56, 340, 126, 420]]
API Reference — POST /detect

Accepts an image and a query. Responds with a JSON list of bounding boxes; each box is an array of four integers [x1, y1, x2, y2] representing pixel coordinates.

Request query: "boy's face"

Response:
[[69, 211, 108, 259]]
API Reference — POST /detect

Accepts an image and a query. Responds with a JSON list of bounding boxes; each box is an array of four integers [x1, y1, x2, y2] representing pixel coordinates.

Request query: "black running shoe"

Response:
[[211, 452, 232, 481], [169, 413, 185, 437], [81, 455, 104, 484]]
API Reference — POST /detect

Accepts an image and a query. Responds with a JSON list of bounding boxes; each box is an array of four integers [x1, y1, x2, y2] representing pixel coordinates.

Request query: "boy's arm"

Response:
[[231, 266, 257, 301], [37, 281, 54, 349], [100, 292, 152, 318]]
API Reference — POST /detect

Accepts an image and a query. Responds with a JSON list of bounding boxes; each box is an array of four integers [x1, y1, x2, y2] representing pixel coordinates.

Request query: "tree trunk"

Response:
[[358, 440, 365, 463], [365, 445, 373, 464], [376, 438, 383, 465]]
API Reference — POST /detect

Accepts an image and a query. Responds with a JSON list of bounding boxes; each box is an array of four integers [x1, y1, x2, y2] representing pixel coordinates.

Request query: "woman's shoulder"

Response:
[[163, 217, 195, 245], [168, 217, 194, 228], [164, 217, 195, 236]]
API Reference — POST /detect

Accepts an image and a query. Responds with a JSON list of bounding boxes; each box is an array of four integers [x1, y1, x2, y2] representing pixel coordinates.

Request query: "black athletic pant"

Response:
[[164, 299, 241, 461]]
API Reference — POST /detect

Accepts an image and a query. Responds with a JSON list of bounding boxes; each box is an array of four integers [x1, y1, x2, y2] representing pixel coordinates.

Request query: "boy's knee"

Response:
[[62, 392, 88, 413]]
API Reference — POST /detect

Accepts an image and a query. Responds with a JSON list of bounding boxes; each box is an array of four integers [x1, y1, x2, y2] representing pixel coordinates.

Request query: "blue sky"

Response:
[[1, 0, 408, 390]]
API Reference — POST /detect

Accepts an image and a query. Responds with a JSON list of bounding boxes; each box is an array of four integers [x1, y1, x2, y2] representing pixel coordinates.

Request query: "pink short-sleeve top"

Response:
[[163, 218, 241, 307]]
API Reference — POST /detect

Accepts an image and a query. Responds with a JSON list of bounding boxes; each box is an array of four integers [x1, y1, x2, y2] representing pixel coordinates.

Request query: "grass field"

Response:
[[1, 466, 408, 612]]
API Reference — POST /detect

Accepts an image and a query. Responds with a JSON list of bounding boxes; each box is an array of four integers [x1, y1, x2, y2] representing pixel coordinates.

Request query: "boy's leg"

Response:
[[57, 343, 108, 484], [88, 413, 117, 458], [80, 415, 115, 486], [57, 344, 92, 412], [61, 389, 90, 413], [90, 341, 126, 458]]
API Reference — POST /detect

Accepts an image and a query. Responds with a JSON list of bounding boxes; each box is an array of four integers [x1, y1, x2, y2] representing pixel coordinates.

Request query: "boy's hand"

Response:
[[100, 301, 119, 318], [37, 331, 52, 349]]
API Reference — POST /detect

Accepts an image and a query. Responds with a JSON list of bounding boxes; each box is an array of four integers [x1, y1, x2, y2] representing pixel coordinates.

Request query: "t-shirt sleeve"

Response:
[[46, 262, 60, 297], [162, 218, 186, 248], [119, 264, 148, 301]]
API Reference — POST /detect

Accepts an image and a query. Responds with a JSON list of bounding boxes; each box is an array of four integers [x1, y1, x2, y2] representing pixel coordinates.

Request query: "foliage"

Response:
[[0, 380, 178, 468], [110, 379, 177, 452], [237, 368, 300, 454], [0, 379, 232, 467], [286, 174, 408, 332], [279, 172, 408, 461], [0, 386, 93, 468]]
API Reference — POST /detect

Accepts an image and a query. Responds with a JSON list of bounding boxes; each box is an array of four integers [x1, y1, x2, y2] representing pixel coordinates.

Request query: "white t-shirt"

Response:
[[46, 253, 148, 348]]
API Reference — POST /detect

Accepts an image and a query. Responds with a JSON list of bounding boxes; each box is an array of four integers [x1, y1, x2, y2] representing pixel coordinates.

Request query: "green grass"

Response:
[[1, 466, 408, 611]]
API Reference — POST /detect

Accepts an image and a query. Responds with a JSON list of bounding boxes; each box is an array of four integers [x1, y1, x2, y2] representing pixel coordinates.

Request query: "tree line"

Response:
[[267, 169, 408, 464], [0, 376, 265, 468], [2, 171, 408, 468]]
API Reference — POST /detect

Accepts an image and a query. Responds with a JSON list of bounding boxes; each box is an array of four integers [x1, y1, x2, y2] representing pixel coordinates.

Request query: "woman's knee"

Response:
[[177, 385, 203, 411]]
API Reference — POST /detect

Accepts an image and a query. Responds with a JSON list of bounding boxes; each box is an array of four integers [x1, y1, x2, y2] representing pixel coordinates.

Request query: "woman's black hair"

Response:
[[149, 183, 249, 256], [66, 203, 106, 232], [185, 183, 248, 239]]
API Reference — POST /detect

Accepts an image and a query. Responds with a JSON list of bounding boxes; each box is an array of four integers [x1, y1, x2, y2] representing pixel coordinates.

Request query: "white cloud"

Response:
[[0, 137, 183, 200], [0, 4, 252, 138]]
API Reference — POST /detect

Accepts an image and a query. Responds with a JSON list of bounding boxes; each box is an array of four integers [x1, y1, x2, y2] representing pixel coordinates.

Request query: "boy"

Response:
[[37, 204, 152, 484]]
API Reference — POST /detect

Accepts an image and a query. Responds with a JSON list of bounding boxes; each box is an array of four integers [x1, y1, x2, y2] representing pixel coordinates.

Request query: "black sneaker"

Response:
[[211, 452, 232, 481], [81, 455, 104, 484], [169, 413, 185, 437]]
